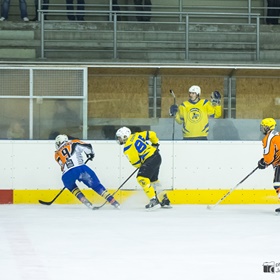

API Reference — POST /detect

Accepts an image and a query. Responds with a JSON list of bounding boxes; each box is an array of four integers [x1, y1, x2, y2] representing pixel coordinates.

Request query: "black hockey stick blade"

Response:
[[38, 200, 54, 206], [39, 159, 91, 206], [38, 187, 66, 205]]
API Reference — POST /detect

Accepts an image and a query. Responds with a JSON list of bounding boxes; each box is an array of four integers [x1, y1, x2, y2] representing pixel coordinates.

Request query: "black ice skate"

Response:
[[145, 198, 161, 210], [160, 194, 172, 209]]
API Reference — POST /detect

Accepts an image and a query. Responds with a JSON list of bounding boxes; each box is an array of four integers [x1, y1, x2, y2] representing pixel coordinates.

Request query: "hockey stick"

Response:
[[170, 89, 176, 141], [169, 89, 177, 189], [38, 187, 66, 206], [38, 158, 91, 206], [92, 168, 139, 210], [207, 166, 259, 210]]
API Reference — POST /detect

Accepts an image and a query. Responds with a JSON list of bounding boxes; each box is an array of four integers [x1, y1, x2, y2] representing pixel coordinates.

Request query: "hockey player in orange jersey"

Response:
[[258, 118, 280, 213], [54, 134, 120, 210]]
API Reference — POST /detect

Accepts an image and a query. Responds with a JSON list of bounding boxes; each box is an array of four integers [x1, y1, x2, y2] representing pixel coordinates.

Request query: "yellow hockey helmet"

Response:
[[260, 118, 276, 134]]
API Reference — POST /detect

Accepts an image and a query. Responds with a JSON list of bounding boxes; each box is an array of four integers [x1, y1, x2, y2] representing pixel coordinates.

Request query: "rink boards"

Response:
[[0, 140, 277, 204]]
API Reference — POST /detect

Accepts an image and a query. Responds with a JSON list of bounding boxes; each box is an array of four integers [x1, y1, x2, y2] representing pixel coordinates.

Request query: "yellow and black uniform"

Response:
[[123, 131, 159, 168], [175, 98, 222, 140], [122, 131, 168, 203]]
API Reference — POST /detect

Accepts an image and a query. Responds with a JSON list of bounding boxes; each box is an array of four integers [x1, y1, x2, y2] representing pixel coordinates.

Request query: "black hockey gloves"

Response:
[[169, 104, 178, 116], [258, 158, 266, 169], [87, 153, 95, 161], [211, 91, 221, 106]]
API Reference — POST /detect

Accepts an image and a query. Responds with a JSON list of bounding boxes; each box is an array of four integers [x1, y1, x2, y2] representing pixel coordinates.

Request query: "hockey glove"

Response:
[[211, 91, 221, 106], [87, 153, 95, 161], [169, 104, 178, 116], [258, 158, 266, 169]]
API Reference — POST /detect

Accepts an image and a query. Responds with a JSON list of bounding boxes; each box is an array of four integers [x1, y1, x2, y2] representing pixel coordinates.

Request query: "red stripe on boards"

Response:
[[0, 190, 13, 204]]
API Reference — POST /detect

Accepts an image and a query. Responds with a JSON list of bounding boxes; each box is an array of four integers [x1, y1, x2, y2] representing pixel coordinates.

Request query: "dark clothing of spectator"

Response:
[[267, 0, 280, 24], [32, 0, 49, 21], [66, 0, 85, 21], [0, 0, 28, 20], [134, 0, 152, 21], [113, 0, 120, 11], [112, 0, 121, 20]]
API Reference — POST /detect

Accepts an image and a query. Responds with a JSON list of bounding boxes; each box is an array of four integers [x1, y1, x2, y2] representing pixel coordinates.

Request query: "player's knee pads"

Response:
[[137, 176, 155, 199]]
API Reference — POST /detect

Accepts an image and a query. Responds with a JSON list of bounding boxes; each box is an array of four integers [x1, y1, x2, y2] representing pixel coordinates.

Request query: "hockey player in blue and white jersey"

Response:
[[54, 134, 120, 210]]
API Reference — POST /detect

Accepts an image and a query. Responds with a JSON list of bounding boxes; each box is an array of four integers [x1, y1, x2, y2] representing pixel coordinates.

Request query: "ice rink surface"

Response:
[[1, 194, 280, 280]]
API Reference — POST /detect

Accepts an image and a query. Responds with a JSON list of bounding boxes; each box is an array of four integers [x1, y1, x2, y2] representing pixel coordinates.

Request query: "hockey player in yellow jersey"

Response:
[[115, 127, 171, 210], [169, 85, 222, 140]]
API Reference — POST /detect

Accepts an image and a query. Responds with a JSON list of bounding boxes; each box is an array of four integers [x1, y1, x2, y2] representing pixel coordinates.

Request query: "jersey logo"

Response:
[[188, 108, 202, 123]]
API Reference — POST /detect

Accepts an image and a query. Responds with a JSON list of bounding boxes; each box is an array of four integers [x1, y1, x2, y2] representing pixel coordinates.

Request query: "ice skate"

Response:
[[112, 200, 121, 209], [160, 194, 172, 209], [145, 198, 161, 210]]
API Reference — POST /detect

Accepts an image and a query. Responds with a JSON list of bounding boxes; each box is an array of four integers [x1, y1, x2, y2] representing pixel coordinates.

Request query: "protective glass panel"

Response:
[[33, 69, 84, 97], [0, 99, 29, 139], [33, 99, 83, 140], [0, 69, 29, 96]]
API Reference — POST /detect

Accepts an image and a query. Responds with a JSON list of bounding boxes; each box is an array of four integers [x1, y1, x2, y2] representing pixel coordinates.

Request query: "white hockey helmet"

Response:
[[55, 134, 69, 150], [189, 85, 201, 96], [116, 127, 131, 145]]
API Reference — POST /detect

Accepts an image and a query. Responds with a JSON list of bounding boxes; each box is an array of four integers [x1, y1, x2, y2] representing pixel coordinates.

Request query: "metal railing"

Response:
[[40, 10, 260, 61], [36, 0, 266, 23], [38, 8, 260, 62]]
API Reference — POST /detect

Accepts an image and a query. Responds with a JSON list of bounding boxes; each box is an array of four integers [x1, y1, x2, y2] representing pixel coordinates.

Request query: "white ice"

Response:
[[0, 193, 280, 280]]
